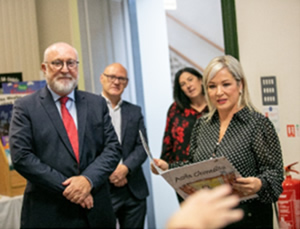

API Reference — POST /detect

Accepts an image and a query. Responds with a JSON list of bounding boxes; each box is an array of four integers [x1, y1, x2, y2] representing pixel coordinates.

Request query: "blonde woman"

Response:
[[153, 55, 283, 229]]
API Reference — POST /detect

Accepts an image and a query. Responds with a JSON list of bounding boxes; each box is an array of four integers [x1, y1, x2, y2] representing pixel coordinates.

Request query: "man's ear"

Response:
[[100, 74, 105, 84], [124, 80, 129, 88], [41, 63, 47, 73]]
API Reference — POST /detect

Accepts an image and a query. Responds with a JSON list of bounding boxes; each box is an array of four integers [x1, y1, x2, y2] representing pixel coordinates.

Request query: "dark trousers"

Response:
[[224, 200, 273, 229], [110, 185, 146, 229]]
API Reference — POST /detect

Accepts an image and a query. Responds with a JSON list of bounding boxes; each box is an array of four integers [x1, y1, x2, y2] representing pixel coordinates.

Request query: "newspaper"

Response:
[[139, 130, 257, 201]]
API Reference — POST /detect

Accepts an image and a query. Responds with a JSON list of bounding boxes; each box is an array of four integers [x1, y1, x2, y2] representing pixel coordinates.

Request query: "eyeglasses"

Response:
[[45, 60, 79, 70], [103, 73, 128, 84]]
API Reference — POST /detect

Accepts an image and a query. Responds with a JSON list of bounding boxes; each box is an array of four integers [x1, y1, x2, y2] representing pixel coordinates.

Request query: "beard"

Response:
[[47, 74, 78, 95]]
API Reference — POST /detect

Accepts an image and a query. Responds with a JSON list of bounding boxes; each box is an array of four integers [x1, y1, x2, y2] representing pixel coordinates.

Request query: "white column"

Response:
[[135, 0, 180, 228]]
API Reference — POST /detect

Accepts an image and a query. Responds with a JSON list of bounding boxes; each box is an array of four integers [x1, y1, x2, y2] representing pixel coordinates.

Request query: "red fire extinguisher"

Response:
[[278, 162, 300, 229]]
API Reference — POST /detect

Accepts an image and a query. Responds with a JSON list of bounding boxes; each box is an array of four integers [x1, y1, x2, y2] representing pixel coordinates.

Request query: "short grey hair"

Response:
[[43, 42, 78, 62]]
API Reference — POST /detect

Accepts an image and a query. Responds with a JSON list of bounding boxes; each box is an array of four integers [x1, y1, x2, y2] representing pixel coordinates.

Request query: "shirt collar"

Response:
[[212, 106, 251, 123], [233, 106, 251, 123], [47, 85, 75, 102], [101, 92, 123, 109]]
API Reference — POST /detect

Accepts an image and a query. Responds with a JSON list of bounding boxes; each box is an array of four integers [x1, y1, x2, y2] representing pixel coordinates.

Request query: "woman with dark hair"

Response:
[[160, 67, 207, 202]]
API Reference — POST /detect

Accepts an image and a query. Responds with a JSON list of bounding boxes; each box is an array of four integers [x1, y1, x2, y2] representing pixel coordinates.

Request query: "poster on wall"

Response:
[[0, 104, 13, 169], [263, 106, 280, 133], [0, 94, 27, 170], [286, 124, 300, 138], [0, 72, 22, 89], [2, 80, 46, 94]]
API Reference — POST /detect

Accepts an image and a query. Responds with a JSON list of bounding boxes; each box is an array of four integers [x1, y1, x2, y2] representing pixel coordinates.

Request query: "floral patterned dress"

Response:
[[160, 102, 208, 163]]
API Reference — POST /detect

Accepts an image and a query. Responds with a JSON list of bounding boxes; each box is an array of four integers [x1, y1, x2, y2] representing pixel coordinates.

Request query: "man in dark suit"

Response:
[[9, 42, 121, 228], [100, 63, 149, 229]]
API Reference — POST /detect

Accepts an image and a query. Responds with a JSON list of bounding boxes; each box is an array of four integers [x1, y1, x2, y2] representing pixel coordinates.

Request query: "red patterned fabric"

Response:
[[161, 102, 207, 163]]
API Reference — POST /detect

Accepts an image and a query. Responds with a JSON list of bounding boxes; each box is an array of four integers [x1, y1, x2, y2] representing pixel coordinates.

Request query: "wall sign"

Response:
[[286, 124, 300, 138], [0, 72, 22, 88], [263, 106, 280, 133], [261, 76, 278, 105]]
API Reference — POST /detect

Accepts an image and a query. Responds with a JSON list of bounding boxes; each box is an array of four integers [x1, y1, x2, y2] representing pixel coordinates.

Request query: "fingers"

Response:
[[151, 163, 159, 175], [153, 159, 169, 171], [215, 193, 240, 210], [110, 173, 127, 185], [114, 178, 128, 187], [218, 208, 244, 227], [208, 184, 233, 200], [182, 185, 232, 208], [82, 194, 94, 209], [109, 164, 129, 183], [62, 177, 71, 186], [235, 177, 248, 183], [65, 191, 86, 204], [185, 185, 240, 213], [62, 176, 91, 204], [233, 177, 262, 195], [197, 185, 243, 228], [151, 158, 170, 174], [80, 194, 94, 209], [191, 184, 232, 205], [213, 193, 243, 227], [167, 184, 243, 229], [109, 173, 116, 183]]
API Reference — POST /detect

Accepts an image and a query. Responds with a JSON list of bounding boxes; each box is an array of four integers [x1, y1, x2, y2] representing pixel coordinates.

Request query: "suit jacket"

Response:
[[110, 101, 149, 200], [9, 87, 122, 228]]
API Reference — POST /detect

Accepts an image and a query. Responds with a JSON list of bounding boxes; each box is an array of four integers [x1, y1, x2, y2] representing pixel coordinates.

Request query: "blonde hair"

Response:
[[203, 55, 257, 120]]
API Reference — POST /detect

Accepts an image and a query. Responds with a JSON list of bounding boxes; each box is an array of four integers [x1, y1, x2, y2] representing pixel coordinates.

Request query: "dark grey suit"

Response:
[[9, 87, 122, 228], [109, 100, 149, 228]]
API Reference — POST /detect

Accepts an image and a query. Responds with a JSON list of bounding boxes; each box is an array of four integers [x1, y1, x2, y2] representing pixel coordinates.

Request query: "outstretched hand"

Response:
[[167, 185, 244, 229]]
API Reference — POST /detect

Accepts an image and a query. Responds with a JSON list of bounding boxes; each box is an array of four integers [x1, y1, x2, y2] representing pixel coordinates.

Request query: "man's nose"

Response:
[[113, 78, 121, 84], [60, 62, 69, 73]]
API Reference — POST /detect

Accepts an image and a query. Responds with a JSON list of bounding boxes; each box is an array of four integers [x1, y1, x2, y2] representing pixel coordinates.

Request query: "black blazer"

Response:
[[9, 87, 122, 228], [117, 101, 149, 200]]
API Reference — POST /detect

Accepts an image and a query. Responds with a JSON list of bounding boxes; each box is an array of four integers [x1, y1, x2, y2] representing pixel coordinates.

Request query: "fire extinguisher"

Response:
[[278, 162, 300, 229]]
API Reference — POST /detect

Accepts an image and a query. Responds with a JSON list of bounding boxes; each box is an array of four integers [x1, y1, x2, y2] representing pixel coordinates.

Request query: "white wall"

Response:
[[236, 0, 300, 178], [167, 0, 224, 48], [166, 0, 224, 71], [135, 1, 179, 228]]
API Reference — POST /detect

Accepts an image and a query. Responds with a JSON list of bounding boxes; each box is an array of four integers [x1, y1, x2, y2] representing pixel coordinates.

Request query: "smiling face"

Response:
[[42, 43, 78, 96], [207, 68, 242, 115], [179, 72, 203, 100]]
